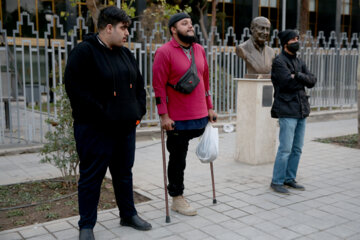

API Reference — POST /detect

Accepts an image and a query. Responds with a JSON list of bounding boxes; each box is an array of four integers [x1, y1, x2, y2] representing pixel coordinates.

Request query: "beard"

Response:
[[177, 30, 197, 44]]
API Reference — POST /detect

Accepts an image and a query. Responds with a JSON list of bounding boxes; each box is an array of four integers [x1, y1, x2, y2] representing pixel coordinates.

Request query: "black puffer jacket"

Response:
[[271, 50, 317, 119], [65, 33, 146, 127]]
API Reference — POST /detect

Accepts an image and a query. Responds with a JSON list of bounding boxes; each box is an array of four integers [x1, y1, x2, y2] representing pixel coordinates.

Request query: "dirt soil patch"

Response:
[[315, 134, 359, 149], [0, 177, 150, 231]]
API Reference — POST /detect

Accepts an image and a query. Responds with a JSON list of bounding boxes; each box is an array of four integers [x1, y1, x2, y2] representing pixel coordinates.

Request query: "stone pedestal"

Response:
[[234, 75, 277, 165]]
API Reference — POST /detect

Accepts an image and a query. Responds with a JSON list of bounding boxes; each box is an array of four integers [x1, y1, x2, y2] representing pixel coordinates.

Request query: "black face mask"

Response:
[[287, 42, 300, 54]]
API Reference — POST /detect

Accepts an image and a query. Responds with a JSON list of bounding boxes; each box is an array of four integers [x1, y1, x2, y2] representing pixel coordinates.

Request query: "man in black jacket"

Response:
[[270, 30, 317, 194], [65, 7, 151, 240]]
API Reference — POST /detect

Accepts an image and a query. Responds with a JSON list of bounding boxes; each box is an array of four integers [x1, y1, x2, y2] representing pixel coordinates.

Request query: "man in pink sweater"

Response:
[[153, 13, 217, 216]]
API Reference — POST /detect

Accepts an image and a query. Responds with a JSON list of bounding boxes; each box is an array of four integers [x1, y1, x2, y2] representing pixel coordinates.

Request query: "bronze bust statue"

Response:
[[236, 17, 275, 74]]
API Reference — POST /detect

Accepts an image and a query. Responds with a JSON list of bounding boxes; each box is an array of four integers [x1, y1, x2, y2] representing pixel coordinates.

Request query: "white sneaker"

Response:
[[171, 195, 197, 216]]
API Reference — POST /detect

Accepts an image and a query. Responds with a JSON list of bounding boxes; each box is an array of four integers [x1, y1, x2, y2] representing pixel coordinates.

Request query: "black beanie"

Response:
[[168, 12, 191, 33], [278, 30, 298, 46]]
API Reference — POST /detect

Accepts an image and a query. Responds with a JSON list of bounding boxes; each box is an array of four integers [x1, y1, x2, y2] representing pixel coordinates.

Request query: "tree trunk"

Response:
[[86, 0, 101, 27], [357, 56, 360, 147], [196, 1, 208, 40], [210, 0, 218, 45], [299, 0, 309, 35]]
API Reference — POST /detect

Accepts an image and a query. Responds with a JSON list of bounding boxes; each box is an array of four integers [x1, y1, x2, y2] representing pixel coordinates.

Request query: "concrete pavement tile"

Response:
[[346, 233, 360, 240], [19, 226, 48, 238], [183, 217, 213, 228], [270, 216, 296, 228], [208, 203, 233, 212], [241, 205, 266, 214], [142, 209, 166, 220], [226, 200, 250, 208], [268, 228, 300, 240], [237, 215, 265, 225], [165, 222, 193, 234], [186, 193, 208, 202], [93, 230, 116, 240], [159, 235, 184, 240], [97, 212, 118, 222], [27, 234, 56, 240], [324, 224, 358, 239], [253, 201, 279, 210], [217, 187, 238, 195], [144, 227, 173, 239], [196, 207, 218, 216], [200, 224, 229, 237], [0, 232, 23, 240], [252, 221, 282, 233], [252, 210, 281, 221], [222, 209, 249, 218], [136, 204, 157, 213], [93, 223, 106, 232], [52, 228, 79, 239], [235, 226, 266, 239], [203, 212, 232, 223], [219, 219, 248, 231], [179, 229, 211, 240], [44, 221, 73, 232], [306, 231, 342, 240], [287, 224, 318, 235], [101, 219, 122, 229], [214, 232, 247, 240]]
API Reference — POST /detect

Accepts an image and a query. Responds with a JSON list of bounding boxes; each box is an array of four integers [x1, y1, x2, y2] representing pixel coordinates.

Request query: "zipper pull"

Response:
[[114, 91, 116, 96]]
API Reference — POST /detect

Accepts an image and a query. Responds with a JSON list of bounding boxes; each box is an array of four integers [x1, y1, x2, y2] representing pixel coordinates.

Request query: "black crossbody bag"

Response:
[[167, 47, 200, 94]]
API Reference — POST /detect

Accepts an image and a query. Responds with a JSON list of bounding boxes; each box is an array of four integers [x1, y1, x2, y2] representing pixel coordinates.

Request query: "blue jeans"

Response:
[[272, 118, 306, 185]]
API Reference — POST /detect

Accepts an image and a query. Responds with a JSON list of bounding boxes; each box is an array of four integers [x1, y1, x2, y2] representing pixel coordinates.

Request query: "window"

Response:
[[309, 0, 318, 36], [341, 0, 352, 37], [259, 0, 279, 31]]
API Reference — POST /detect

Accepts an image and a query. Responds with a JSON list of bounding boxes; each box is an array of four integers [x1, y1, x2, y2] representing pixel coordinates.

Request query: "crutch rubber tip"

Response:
[[165, 216, 171, 223], [213, 199, 217, 204]]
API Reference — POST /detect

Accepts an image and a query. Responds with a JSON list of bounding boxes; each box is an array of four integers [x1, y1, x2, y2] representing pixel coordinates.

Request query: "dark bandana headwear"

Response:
[[278, 30, 298, 46]]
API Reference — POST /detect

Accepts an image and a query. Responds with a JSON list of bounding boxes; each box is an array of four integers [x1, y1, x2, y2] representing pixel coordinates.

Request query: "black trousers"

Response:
[[166, 128, 205, 197], [74, 123, 137, 229]]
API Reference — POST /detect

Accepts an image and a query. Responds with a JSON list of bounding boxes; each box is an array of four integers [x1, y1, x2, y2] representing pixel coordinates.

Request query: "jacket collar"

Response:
[[282, 49, 297, 59]]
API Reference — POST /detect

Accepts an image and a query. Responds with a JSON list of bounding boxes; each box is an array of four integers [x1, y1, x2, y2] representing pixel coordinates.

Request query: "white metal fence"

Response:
[[0, 13, 359, 145]]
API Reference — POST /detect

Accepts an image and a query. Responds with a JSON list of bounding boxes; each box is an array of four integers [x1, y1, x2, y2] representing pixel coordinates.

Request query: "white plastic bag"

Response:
[[196, 124, 219, 163]]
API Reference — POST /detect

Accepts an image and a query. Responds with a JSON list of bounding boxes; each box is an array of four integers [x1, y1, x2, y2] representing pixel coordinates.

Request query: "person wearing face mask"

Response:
[[152, 13, 217, 216], [269, 29, 317, 195]]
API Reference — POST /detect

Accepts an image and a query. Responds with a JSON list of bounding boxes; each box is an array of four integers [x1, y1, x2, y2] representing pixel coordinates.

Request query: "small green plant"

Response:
[[14, 220, 26, 226], [65, 200, 75, 206], [40, 85, 79, 188], [45, 212, 59, 220], [36, 204, 51, 211], [7, 210, 25, 218]]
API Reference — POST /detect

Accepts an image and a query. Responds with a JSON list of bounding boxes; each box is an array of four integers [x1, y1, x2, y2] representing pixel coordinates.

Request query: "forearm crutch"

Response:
[[161, 125, 171, 223], [210, 162, 217, 204]]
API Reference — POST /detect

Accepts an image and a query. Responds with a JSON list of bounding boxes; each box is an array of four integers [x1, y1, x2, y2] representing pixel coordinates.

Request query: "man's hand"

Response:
[[208, 109, 217, 123], [291, 74, 295, 79], [160, 114, 175, 131]]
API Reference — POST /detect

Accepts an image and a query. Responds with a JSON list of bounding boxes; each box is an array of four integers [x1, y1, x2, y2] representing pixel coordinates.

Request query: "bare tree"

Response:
[[86, 0, 101, 27], [196, 1, 208, 40], [299, 0, 309, 35]]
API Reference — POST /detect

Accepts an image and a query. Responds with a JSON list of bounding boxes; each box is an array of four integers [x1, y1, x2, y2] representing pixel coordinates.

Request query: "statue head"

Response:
[[250, 17, 271, 47]]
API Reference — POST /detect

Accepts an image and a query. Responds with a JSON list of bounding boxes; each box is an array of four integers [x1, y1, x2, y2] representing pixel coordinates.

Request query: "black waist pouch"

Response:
[[167, 47, 200, 94]]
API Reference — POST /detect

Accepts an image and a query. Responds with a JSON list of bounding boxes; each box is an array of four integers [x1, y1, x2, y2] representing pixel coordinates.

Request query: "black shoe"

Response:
[[120, 215, 152, 231], [284, 180, 305, 190], [270, 183, 290, 195], [79, 228, 95, 240]]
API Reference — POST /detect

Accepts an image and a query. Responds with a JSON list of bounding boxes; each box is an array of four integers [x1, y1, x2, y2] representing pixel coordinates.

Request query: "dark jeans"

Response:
[[166, 128, 205, 197], [74, 123, 137, 229]]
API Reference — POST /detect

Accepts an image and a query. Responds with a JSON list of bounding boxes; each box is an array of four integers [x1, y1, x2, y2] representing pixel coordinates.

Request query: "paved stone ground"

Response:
[[0, 119, 359, 240]]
